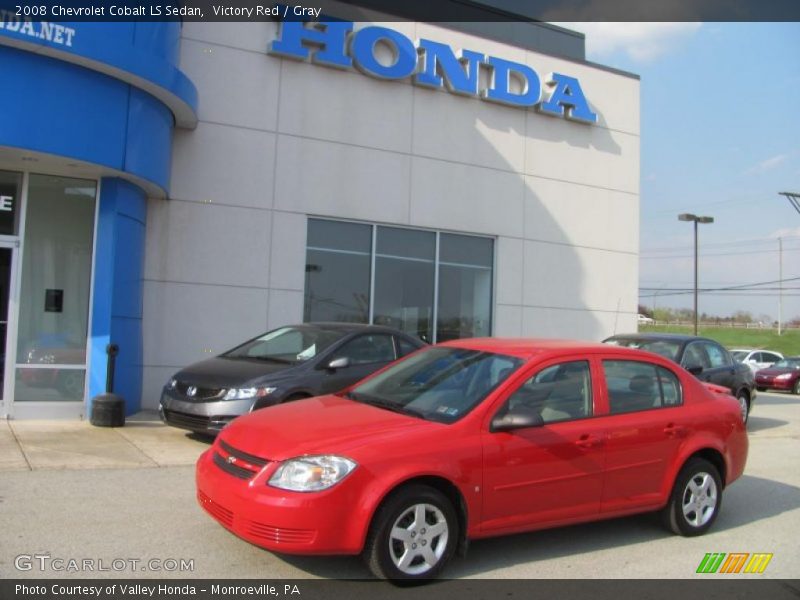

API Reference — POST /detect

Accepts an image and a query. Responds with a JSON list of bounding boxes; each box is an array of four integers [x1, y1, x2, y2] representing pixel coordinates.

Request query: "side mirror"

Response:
[[490, 407, 544, 432], [685, 365, 703, 376], [325, 357, 350, 371]]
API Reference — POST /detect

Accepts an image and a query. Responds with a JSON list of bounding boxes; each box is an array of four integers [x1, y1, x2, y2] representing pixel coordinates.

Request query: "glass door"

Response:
[[12, 174, 96, 419], [0, 244, 17, 416]]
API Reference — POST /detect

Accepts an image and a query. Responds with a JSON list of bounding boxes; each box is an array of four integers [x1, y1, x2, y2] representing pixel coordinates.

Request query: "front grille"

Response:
[[219, 439, 270, 467], [163, 409, 211, 431], [213, 452, 255, 480], [242, 519, 316, 545], [176, 382, 225, 401], [212, 439, 271, 480], [197, 491, 234, 528]]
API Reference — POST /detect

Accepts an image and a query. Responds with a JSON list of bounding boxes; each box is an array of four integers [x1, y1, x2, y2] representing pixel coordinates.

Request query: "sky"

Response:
[[554, 22, 800, 323]]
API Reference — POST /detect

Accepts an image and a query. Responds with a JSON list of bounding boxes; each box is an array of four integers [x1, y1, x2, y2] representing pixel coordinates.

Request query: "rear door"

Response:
[[598, 359, 689, 513]]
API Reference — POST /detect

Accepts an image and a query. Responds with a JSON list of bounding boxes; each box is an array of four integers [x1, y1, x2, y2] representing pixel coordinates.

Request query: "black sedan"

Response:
[[160, 323, 425, 435], [603, 333, 756, 423]]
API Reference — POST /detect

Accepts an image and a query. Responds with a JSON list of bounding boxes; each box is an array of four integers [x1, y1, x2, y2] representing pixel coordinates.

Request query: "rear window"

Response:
[[605, 338, 681, 362]]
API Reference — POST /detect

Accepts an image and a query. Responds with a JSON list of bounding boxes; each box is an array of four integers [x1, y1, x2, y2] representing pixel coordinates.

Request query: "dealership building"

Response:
[[0, 8, 640, 419]]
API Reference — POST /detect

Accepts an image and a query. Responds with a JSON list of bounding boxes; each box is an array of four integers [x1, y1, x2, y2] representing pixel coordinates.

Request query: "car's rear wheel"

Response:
[[736, 391, 750, 424], [662, 458, 722, 536], [364, 484, 458, 582]]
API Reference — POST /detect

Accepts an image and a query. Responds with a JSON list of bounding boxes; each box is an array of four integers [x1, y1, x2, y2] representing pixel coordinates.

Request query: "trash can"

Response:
[[90, 343, 125, 427]]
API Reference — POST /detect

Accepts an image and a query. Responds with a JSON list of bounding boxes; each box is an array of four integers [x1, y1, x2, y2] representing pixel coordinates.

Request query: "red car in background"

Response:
[[755, 357, 800, 394], [196, 339, 748, 581]]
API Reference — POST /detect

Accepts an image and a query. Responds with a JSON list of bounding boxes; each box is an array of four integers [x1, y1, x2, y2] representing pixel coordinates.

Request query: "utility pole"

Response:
[[678, 213, 714, 335], [778, 237, 783, 336]]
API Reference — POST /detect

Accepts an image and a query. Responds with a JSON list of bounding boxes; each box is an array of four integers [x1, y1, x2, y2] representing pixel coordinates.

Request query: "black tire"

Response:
[[756, 386, 766, 393], [364, 484, 459, 582], [736, 391, 750, 424], [793, 380, 800, 396], [661, 458, 722, 537]]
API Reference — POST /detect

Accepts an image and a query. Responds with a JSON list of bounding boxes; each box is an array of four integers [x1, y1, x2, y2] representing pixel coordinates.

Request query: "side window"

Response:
[[333, 335, 396, 365], [682, 342, 709, 369], [763, 352, 780, 364], [396, 337, 420, 358], [604, 360, 682, 414], [657, 366, 683, 406], [703, 342, 729, 368], [504, 361, 591, 424]]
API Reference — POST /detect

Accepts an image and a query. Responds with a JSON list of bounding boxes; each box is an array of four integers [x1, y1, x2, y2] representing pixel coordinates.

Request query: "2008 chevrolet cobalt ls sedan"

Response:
[[196, 339, 748, 581]]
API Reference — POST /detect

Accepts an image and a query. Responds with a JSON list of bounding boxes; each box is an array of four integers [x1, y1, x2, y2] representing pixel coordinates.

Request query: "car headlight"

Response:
[[167, 378, 177, 390], [776, 373, 792, 381], [223, 387, 276, 400], [268, 455, 357, 492]]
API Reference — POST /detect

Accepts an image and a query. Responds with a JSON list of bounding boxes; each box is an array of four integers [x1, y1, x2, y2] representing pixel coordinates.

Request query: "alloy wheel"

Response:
[[388, 503, 449, 576], [681, 471, 718, 528]]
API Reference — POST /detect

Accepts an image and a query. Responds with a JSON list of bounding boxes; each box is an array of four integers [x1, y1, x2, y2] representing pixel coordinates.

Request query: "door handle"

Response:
[[664, 423, 688, 438], [575, 434, 603, 449]]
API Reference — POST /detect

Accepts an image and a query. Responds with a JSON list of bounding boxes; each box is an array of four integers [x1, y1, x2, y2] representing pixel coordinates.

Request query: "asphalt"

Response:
[[1, 395, 798, 581], [0, 411, 210, 472]]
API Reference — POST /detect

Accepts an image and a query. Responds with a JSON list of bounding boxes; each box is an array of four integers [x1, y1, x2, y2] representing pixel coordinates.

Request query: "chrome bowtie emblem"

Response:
[[186, 386, 197, 398], [226, 455, 237, 464]]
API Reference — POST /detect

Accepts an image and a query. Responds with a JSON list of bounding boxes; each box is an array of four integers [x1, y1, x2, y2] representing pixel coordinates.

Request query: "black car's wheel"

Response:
[[736, 391, 750, 424], [364, 484, 458, 582], [662, 458, 722, 537]]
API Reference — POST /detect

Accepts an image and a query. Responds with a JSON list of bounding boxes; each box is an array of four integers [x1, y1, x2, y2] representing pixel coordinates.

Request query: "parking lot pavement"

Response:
[[0, 411, 209, 472], [0, 393, 798, 580]]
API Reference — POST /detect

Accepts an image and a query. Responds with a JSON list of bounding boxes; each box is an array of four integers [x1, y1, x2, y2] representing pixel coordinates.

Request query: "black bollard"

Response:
[[90, 343, 126, 427]]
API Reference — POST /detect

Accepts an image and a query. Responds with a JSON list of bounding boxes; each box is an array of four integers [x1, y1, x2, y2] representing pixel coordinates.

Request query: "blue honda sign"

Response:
[[269, 21, 597, 124]]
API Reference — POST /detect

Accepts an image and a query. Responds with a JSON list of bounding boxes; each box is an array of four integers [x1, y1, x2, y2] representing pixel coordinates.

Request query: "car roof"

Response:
[[439, 337, 647, 360], [299, 322, 420, 337]]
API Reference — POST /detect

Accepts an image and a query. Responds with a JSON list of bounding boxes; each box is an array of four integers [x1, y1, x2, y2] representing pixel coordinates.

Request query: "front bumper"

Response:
[[160, 394, 254, 434], [195, 445, 369, 555]]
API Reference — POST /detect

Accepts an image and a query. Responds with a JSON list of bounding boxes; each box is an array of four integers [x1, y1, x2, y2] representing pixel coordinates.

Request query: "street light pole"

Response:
[[678, 213, 714, 335]]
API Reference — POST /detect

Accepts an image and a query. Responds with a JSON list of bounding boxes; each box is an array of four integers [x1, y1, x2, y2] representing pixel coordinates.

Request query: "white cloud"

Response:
[[552, 22, 702, 63], [745, 154, 788, 176]]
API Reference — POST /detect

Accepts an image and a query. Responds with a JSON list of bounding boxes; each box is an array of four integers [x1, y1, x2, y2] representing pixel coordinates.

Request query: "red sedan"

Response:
[[196, 339, 748, 580], [755, 357, 800, 394]]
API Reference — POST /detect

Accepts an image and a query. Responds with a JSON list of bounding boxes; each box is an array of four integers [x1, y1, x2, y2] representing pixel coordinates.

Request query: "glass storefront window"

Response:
[[437, 233, 493, 341], [15, 174, 96, 402], [304, 219, 372, 323], [374, 226, 435, 341], [304, 219, 494, 344]]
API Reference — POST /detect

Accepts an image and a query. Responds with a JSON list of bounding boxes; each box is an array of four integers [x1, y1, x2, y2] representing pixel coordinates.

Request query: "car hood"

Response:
[[173, 356, 299, 387], [219, 395, 440, 461]]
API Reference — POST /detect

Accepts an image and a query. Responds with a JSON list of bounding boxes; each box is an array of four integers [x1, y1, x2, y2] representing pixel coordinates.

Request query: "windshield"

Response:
[[605, 338, 681, 362], [223, 326, 344, 363], [345, 346, 523, 423], [773, 359, 800, 370]]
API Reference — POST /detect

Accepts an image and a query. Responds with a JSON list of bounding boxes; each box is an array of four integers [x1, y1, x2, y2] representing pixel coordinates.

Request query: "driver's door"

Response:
[[480, 359, 605, 534], [318, 333, 397, 394]]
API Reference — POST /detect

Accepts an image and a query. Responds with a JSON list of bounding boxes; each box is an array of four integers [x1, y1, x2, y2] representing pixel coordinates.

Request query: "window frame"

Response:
[[304, 218, 495, 344], [601, 359, 684, 416]]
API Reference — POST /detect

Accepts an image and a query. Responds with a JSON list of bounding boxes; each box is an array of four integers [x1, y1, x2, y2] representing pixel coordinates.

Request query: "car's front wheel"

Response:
[[364, 484, 458, 582], [662, 458, 722, 537]]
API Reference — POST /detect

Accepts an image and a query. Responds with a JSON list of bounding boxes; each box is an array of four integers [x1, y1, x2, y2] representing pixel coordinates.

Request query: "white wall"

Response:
[[140, 21, 640, 408]]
